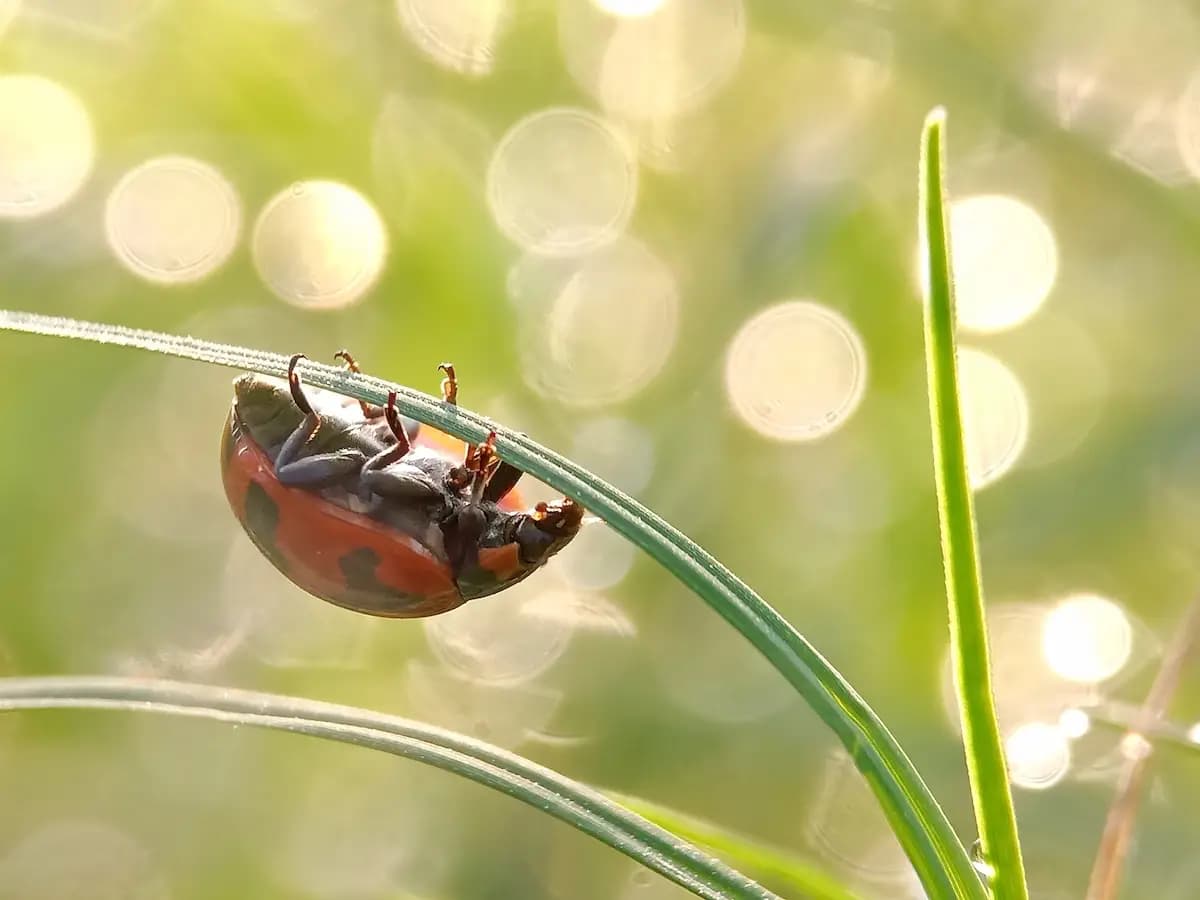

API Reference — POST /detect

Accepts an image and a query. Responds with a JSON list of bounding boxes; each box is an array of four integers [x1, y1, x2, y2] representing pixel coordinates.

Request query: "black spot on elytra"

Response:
[[244, 482, 288, 571], [339, 547, 386, 592]]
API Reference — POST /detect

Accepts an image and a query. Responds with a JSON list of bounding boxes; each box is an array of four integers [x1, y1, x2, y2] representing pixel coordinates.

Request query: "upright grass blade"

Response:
[[918, 108, 1028, 900], [0, 676, 773, 900], [0, 304, 981, 898]]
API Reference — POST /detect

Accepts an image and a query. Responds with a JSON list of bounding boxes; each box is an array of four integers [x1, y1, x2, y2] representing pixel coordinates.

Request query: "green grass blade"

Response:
[[0, 675, 773, 900], [0, 308, 982, 899], [606, 792, 861, 900], [918, 108, 1028, 900]]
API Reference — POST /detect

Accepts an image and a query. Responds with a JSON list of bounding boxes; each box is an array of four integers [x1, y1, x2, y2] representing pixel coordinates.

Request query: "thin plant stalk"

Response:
[[1085, 596, 1200, 900], [0, 307, 982, 899], [919, 108, 1028, 900]]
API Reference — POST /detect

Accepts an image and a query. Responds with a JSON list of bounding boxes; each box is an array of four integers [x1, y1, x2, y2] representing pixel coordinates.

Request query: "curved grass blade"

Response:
[[607, 791, 861, 900], [918, 108, 1028, 900], [0, 308, 981, 899], [0, 675, 773, 900]]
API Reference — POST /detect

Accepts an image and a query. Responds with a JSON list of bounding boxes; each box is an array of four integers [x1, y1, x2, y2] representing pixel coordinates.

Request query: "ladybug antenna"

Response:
[[287, 354, 313, 415]]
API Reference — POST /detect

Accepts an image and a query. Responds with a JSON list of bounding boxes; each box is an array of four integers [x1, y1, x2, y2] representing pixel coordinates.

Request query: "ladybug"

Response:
[[221, 352, 583, 617]]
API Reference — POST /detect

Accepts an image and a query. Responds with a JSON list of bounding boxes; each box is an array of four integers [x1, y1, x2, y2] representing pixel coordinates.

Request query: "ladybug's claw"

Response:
[[288, 354, 314, 416], [334, 349, 361, 373], [334, 349, 380, 419], [439, 363, 458, 406], [467, 432, 500, 504]]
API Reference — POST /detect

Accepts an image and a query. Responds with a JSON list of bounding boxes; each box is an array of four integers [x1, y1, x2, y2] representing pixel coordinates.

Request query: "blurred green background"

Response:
[[1, 1, 1199, 897]]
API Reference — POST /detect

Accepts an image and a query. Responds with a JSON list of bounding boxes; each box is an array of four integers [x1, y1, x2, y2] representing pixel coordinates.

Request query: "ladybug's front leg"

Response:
[[275, 354, 369, 488]]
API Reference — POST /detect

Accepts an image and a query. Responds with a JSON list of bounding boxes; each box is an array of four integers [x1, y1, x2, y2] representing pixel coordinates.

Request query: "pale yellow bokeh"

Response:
[[488, 107, 637, 255], [252, 180, 387, 309], [958, 347, 1030, 489], [105, 155, 241, 284], [0, 74, 94, 219], [1042, 593, 1133, 683], [725, 300, 867, 442], [1005, 722, 1071, 790], [395, 0, 508, 76], [947, 194, 1058, 333]]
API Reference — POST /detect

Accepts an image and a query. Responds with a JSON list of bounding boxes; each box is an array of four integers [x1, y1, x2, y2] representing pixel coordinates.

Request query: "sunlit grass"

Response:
[[0, 289, 982, 898], [0, 109, 1020, 900], [919, 109, 1029, 900]]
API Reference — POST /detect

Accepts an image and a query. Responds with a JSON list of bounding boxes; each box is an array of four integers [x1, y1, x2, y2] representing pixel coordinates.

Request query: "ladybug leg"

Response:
[[275, 354, 369, 487], [438, 363, 458, 405], [362, 391, 412, 466], [439, 362, 480, 471], [483, 462, 523, 504], [335, 350, 385, 419], [441, 504, 487, 572], [275, 450, 369, 487], [361, 463, 445, 504]]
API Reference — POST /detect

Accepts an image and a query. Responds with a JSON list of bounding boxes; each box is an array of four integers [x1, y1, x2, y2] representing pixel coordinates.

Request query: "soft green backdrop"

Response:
[[0, 1, 1197, 898]]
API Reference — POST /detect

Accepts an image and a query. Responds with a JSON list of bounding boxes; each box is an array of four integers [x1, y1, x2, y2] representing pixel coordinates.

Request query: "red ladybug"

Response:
[[221, 353, 583, 617]]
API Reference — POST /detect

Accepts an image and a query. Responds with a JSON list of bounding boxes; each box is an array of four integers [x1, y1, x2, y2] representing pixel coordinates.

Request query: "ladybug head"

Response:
[[449, 498, 584, 600], [514, 499, 585, 563], [231, 374, 305, 444]]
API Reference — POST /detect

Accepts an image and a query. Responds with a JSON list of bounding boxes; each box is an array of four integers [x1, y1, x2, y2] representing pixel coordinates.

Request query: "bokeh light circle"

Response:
[[487, 107, 637, 255], [558, 524, 636, 590], [1119, 732, 1152, 762], [568, 417, 655, 494], [1058, 707, 1092, 739], [252, 180, 387, 309], [105, 155, 241, 284], [519, 236, 678, 407], [424, 576, 576, 685], [591, 0, 665, 15], [1041, 593, 1133, 683], [1005, 722, 1071, 790], [395, 0, 508, 76], [725, 300, 868, 442], [941, 603, 1096, 737], [944, 194, 1058, 333], [559, 0, 746, 121], [958, 347, 1029, 489], [0, 74, 94, 219]]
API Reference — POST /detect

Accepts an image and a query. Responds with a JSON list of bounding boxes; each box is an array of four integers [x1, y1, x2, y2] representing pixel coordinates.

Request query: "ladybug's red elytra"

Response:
[[221, 353, 583, 618]]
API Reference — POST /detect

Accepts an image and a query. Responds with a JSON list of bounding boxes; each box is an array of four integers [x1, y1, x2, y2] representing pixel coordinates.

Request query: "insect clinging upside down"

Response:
[[220, 353, 583, 618]]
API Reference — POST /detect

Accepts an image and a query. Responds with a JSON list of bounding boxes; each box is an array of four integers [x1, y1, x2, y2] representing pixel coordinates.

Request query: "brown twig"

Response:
[[1084, 596, 1200, 900]]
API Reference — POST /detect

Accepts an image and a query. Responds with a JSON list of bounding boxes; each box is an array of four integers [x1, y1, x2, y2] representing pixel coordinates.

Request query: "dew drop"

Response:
[[970, 839, 996, 882]]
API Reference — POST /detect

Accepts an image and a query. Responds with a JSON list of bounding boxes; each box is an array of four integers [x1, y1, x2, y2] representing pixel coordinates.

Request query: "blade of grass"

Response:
[[0, 675, 773, 900], [606, 791, 861, 900], [1085, 596, 1200, 900], [0, 308, 982, 899], [919, 108, 1028, 900]]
